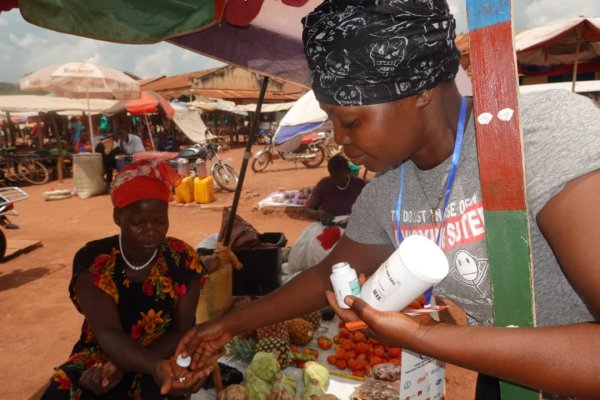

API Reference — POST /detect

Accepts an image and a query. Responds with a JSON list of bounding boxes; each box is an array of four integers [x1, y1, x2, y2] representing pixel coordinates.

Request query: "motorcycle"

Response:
[[0, 187, 28, 261], [251, 130, 332, 173], [174, 137, 239, 192]]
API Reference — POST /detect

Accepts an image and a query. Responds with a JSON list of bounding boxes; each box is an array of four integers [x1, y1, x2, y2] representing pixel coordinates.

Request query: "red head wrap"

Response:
[[111, 159, 182, 209]]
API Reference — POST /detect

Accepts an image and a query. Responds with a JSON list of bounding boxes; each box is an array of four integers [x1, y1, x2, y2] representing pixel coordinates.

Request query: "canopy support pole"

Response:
[[143, 114, 156, 150], [86, 89, 96, 152], [222, 76, 269, 246], [571, 24, 582, 92], [466, 0, 537, 398]]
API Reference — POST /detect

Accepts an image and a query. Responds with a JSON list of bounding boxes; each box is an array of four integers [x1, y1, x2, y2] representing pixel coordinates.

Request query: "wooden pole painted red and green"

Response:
[[465, 0, 538, 398]]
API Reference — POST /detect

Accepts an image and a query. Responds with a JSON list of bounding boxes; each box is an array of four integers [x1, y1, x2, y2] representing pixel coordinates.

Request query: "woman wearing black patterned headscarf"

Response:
[[175, 2, 600, 399], [303, 0, 460, 106]]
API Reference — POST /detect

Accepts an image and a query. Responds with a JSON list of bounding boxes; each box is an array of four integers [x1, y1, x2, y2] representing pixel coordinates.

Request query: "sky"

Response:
[[1, 0, 599, 84]]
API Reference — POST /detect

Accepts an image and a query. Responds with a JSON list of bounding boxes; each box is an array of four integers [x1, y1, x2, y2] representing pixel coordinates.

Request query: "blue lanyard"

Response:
[[394, 96, 468, 303]]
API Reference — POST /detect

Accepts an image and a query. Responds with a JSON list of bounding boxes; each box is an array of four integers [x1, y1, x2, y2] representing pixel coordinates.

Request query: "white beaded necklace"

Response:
[[336, 176, 351, 191], [118, 234, 157, 271]]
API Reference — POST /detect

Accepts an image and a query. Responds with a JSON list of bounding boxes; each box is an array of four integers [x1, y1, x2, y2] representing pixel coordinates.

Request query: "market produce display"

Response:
[[221, 351, 338, 400], [222, 298, 404, 399], [226, 299, 323, 370], [323, 323, 401, 378]]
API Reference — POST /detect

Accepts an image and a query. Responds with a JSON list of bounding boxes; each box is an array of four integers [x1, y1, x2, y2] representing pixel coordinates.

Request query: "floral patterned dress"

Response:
[[42, 235, 205, 400]]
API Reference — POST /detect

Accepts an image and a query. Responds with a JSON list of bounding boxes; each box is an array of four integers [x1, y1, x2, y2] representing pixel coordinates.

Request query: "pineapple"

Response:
[[301, 310, 322, 331], [226, 337, 257, 364], [286, 318, 314, 346], [256, 322, 290, 342], [256, 337, 292, 368]]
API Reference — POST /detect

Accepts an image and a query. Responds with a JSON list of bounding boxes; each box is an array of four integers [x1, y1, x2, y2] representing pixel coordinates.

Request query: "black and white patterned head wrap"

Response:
[[302, 0, 460, 106]]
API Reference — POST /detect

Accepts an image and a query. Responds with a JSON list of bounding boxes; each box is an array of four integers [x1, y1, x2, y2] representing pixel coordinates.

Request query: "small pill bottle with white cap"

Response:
[[360, 235, 449, 312], [330, 261, 361, 309]]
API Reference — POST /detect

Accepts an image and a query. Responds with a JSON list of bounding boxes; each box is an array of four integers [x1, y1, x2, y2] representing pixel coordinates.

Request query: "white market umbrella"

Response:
[[272, 90, 328, 152], [19, 61, 140, 149]]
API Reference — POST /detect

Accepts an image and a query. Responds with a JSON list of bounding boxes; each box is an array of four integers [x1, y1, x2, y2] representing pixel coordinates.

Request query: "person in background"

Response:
[[172, 1, 600, 399], [30, 120, 44, 148], [305, 154, 366, 223], [94, 131, 120, 189], [117, 128, 146, 155], [41, 159, 209, 399], [77, 131, 93, 153], [69, 117, 84, 153], [99, 114, 111, 134], [284, 153, 367, 278]]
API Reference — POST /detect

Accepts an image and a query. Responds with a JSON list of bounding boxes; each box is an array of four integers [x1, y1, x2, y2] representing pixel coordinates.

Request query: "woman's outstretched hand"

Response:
[[79, 360, 124, 395], [174, 320, 232, 372], [325, 285, 431, 349], [156, 356, 210, 396]]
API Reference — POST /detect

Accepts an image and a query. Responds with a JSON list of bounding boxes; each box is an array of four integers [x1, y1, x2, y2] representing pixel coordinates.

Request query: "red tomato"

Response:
[[369, 355, 383, 366], [390, 358, 402, 366], [351, 331, 366, 343], [355, 342, 369, 354], [336, 359, 347, 370], [388, 347, 401, 358], [303, 347, 319, 359], [326, 355, 337, 365], [317, 335, 333, 350], [335, 347, 347, 360], [347, 358, 358, 371], [338, 328, 351, 338], [341, 339, 355, 350]]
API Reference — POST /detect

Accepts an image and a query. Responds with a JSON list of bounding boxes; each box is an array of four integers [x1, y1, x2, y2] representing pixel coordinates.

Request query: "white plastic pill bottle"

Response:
[[360, 235, 449, 312], [330, 261, 361, 309]]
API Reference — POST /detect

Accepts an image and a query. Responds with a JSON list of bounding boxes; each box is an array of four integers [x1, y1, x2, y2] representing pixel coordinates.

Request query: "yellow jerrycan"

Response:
[[194, 175, 215, 204], [175, 175, 195, 204]]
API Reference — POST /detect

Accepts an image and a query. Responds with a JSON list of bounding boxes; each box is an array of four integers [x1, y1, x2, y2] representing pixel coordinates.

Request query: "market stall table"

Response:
[[191, 318, 363, 400], [258, 189, 310, 209]]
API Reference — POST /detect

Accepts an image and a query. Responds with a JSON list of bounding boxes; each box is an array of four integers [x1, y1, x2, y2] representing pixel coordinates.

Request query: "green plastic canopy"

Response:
[[13, 0, 318, 86], [18, 0, 216, 43]]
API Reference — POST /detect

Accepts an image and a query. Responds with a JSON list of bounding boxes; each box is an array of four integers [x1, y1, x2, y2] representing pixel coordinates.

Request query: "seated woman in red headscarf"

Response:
[[41, 160, 210, 400]]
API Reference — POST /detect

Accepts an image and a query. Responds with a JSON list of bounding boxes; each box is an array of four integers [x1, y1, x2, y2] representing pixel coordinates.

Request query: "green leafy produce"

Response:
[[269, 372, 297, 398], [282, 373, 297, 396], [268, 373, 294, 400], [302, 361, 329, 390], [245, 374, 272, 400], [247, 352, 281, 384], [301, 378, 325, 400]]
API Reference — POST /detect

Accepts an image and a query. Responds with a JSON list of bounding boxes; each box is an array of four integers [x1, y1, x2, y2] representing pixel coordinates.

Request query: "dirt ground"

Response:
[[0, 145, 475, 399]]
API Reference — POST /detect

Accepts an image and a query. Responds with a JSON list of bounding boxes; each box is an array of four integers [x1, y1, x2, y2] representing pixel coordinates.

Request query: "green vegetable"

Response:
[[247, 351, 281, 383], [246, 374, 272, 400], [268, 373, 294, 400], [301, 378, 325, 400], [302, 361, 329, 390], [270, 372, 297, 398], [282, 373, 297, 396]]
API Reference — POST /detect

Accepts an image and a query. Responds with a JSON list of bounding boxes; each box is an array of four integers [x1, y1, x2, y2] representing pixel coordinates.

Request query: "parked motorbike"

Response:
[[251, 130, 331, 173], [174, 137, 239, 192], [0, 187, 28, 261]]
